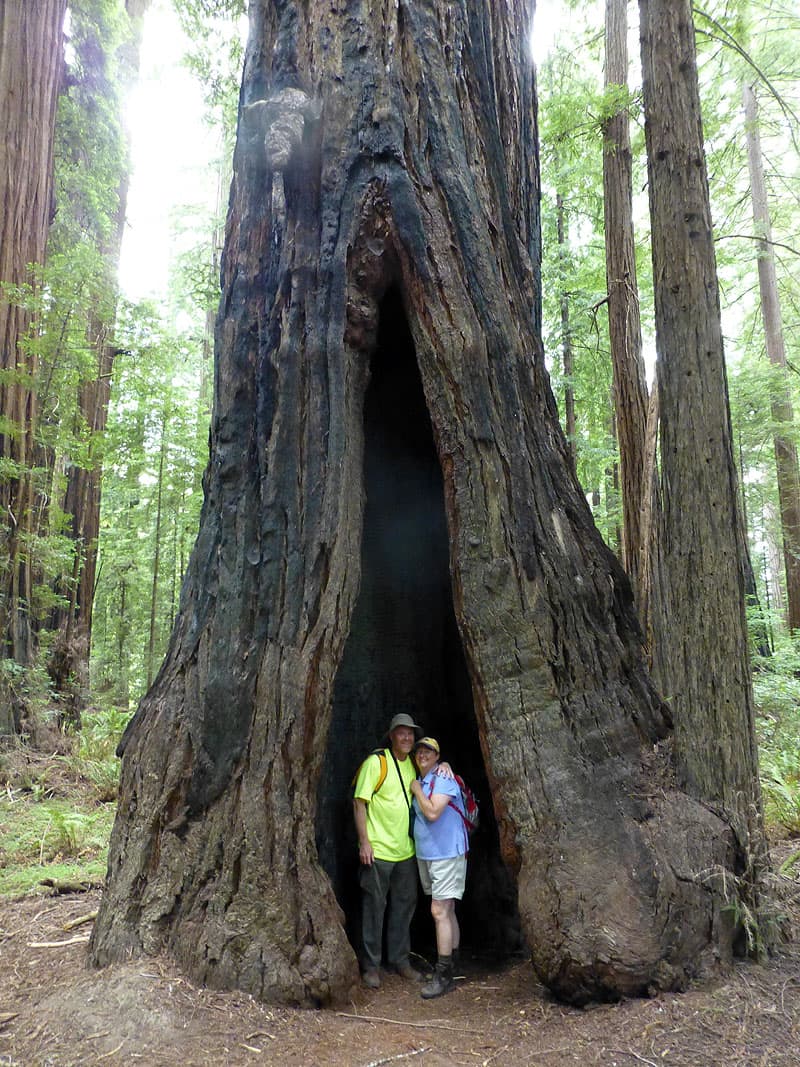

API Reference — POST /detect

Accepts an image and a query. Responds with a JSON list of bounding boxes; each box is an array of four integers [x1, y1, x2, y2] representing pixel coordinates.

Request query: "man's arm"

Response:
[[353, 798, 374, 865]]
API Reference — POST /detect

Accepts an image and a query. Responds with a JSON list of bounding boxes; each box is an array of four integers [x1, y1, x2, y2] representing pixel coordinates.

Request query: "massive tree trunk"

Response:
[[0, 0, 67, 730], [92, 0, 750, 1006], [639, 2, 763, 871], [743, 82, 800, 633]]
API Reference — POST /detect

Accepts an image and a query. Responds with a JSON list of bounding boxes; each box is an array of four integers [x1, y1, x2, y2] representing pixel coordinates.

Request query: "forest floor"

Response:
[[1, 841, 799, 1067]]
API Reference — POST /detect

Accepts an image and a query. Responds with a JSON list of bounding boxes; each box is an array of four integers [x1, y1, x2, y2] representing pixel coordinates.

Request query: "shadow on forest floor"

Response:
[[0, 841, 799, 1067]]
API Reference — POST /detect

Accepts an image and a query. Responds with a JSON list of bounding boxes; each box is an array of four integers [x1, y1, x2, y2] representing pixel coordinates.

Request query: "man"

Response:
[[409, 736, 469, 999], [353, 712, 423, 989]]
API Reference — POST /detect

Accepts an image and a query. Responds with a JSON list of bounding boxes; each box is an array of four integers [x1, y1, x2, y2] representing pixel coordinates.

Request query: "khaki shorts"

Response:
[[417, 854, 467, 900]]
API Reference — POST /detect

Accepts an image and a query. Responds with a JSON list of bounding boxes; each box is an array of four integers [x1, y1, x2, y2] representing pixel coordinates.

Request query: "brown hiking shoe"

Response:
[[393, 962, 424, 981]]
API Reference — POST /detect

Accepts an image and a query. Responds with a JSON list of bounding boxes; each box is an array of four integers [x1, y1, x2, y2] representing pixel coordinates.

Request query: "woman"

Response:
[[409, 737, 469, 999]]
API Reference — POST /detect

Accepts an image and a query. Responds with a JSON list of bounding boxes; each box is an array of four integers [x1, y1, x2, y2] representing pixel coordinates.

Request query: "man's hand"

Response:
[[353, 798, 373, 865], [359, 840, 374, 866], [436, 761, 455, 779]]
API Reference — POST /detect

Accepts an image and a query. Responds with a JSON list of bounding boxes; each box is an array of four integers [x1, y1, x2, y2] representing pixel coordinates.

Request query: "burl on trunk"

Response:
[[91, 0, 743, 1005]]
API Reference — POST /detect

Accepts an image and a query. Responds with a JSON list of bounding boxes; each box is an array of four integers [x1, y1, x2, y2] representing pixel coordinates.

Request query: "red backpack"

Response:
[[451, 774, 480, 833]]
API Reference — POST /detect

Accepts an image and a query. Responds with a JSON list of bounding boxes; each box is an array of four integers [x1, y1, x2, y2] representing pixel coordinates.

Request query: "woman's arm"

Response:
[[410, 780, 451, 822]]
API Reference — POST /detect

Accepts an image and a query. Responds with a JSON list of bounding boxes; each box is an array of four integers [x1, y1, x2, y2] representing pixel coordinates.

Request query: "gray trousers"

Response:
[[359, 856, 418, 970]]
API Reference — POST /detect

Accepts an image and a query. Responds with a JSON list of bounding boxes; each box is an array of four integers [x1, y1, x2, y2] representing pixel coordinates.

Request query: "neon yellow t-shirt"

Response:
[[354, 749, 416, 862]]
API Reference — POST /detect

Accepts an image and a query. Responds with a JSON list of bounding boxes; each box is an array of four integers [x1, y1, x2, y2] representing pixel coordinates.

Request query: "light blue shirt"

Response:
[[412, 770, 469, 859]]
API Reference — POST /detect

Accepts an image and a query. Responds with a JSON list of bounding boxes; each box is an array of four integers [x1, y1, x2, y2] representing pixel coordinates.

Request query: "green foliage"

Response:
[[693, 0, 800, 633], [83, 0, 239, 708], [537, 14, 634, 549], [761, 759, 800, 837], [56, 0, 130, 246], [538, 0, 800, 624], [0, 793, 112, 896], [90, 304, 208, 700], [0, 655, 59, 730], [752, 639, 800, 836], [0, 856, 108, 898], [58, 703, 131, 799], [0, 0, 139, 717], [0, 703, 127, 896], [0, 253, 109, 634]]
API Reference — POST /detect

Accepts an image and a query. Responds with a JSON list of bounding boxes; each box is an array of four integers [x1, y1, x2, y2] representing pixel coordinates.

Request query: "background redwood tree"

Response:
[[601, 0, 652, 606], [91, 0, 760, 1005], [640, 0, 763, 869], [742, 82, 800, 634], [0, 0, 67, 729]]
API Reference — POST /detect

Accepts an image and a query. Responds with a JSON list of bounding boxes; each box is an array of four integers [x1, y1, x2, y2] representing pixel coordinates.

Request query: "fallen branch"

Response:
[[27, 934, 91, 948], [607, 1051, 658, 1067], [360, 1047, 430, 1067], [482, 1044, 509, 1066], [336, 1011, 481, 1035], [39, 877, 97, 894], [0, 1012, 19, 1027], [63, 910, 98, 931], [96, 1040, 125, 1060]]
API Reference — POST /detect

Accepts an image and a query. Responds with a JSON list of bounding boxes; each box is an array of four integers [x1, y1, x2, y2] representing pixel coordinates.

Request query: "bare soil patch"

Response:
[[1, 848, 799, 1067]]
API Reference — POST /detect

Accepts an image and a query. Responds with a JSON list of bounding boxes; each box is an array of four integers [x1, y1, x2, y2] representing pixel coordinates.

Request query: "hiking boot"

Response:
[[392, 961, 424, 981], [420, 958, 455, 999], [362, 967, 381, 989]]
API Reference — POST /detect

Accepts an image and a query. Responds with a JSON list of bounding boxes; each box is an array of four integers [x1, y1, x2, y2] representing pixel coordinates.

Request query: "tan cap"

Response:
[[415, 736, 440, 755], [387, 713, 421, 734]]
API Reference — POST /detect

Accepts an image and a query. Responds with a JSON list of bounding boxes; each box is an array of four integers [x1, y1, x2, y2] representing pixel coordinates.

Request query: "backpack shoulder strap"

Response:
[[448, 797, 471, 828], [353, 749, 389, 797], [373, 749, 388, 794]]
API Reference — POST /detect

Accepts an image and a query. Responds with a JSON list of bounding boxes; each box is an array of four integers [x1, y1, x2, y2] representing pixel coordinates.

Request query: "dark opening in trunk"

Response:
[[316, 288, 523, 962]]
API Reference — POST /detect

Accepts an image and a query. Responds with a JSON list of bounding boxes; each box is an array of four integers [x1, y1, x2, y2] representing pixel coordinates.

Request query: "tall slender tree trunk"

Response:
[[146, 416, 167, 689], [737, 423, 772, 658], [743, 82, 800, 632], [93, 0, 750, 1006], [602, 0, 657, 607], [639, 1, 763, 881], [0, 0, 67, 731], [556, 192, 576, 464], [605, 410, 621, 555]]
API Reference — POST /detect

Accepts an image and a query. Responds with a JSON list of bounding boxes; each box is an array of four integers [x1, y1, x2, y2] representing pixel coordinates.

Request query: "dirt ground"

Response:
[[1, 847, 799, 1067]]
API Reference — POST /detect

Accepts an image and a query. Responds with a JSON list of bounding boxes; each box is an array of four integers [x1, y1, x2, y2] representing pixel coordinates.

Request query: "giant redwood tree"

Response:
[[91, 0, 759, 1005]]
